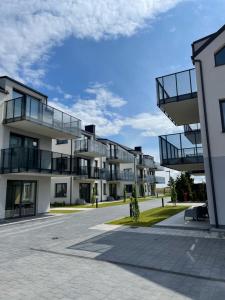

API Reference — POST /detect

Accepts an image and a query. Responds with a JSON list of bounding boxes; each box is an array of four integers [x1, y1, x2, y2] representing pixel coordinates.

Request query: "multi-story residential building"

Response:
[[51, 125, 164, 204], [156, 24, 225, 228], [0, 76, 164, 220], [0, 76, 81, 219]]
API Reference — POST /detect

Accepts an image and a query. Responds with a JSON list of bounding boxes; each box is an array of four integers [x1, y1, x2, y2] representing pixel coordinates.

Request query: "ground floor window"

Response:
[[55, 183, 67, 197], [103, 183, 107, 195], [125, 184, 133, 193], [5, 180, 37, 219]]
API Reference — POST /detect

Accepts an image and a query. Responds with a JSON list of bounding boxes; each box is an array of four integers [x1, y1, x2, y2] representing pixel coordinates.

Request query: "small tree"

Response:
[[131, 185, 140, 222], [175, 172, 194, 202], [169, 177, 177, 206], [123, 185, 127, 202], [91, 186, 96, 206]]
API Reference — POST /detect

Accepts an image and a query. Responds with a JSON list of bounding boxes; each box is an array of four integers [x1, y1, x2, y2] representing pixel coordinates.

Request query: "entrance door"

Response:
[[79, 183, 91, 203], [5, 181, 37, 218], [109, 183, 117, 199]]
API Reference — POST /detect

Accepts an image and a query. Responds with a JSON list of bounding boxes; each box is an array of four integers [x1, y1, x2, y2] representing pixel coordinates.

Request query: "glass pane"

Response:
[[14, 98, 22, 118], [177, 71, 191, 96], [29, 97, 39, 120], [43, 105, 53, 125], [215, 47, 225, 66], [162, 74, 177, 99], [53, 109, 62, 129], [6, 100, 13, 119], [21, 182, 36, 217]]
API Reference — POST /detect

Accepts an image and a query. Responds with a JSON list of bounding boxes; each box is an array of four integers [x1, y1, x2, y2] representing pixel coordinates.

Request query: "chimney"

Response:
[[85, 124, 96, 135], [134, 146, 142, 152]]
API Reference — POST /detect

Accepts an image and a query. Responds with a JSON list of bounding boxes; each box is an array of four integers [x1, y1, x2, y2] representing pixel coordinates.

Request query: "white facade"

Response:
[[0, 76, 81, 219], [51, 135, 163, 204], [194, 28, 225, 227], [157, 24, 225, 227]]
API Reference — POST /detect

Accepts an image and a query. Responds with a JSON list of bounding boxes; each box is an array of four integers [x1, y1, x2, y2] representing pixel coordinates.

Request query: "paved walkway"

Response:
[[0, 198, 225, 299]]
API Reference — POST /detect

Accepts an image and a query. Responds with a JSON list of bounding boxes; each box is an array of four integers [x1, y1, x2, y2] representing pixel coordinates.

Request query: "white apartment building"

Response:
[[0, 76, 164, 220], [0, 76, 81, 220], [156, 24, 225, 228], [51, 125, 164, 205]]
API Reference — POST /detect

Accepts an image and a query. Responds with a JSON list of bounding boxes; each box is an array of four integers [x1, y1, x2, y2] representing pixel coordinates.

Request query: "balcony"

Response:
[[136, 156, 155, 168], [154, 162, 164, 171], [1, 147, 72, 175], [3, 96, 81, 139], [155, 176, 165, 184], [106, 170, 135, 182], [184, 124, 201, 144], [107, 148, 134, 163], [159, 132, 204, 172], [73, 166, 106, 180], [138, 174, 165, 184], [156, 68, 199, 125], [74, 139, 107, 157]]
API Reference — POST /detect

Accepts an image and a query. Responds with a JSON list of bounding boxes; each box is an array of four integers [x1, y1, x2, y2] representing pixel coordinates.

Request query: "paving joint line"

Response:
[[30, 247, 225, 284]]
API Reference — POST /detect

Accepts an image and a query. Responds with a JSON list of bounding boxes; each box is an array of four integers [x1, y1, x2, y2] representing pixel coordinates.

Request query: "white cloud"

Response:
[[124, 112, 179, 136], [0, 0, 184, 82], [49, 83, 179, 137]]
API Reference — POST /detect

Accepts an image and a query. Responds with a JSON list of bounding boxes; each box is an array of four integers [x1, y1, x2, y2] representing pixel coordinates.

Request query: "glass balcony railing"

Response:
[[137, 156, 155, 168], [106, 170, 135, 181], [1, 147, 72, 174], [156, 68, 197, 106], [107, 148, 134, 163], [159, 132, 203, 167], [3, 96, 81, 137], [155, 176, 165, 184], [74, 139, 107, 156], [73, 166, 106, 179]]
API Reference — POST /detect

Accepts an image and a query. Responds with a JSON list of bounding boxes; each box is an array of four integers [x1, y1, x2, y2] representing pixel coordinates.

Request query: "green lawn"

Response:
[[51, 196, 162, 209], [107, 205, 188, 227], [49, 209, 80, 214]]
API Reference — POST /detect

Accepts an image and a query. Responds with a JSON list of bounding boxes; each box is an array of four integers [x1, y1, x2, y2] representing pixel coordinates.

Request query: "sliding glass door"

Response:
[[5, 181, 37, 218]]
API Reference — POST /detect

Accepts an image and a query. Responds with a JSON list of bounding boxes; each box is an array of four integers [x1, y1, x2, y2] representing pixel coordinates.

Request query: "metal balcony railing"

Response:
[[3, 96, 81, 137], [159, 132, 203, 166], [1, 147, 72, 174], [156, 68, 197, 106], [107, 148, 134, 163], [74, 139, 107, 156]]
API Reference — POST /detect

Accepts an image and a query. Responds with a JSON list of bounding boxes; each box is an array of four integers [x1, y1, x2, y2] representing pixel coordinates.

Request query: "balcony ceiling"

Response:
[[5, 120, 77, 139], [162, 162, 204, 173], [160, 96, 199, 125]]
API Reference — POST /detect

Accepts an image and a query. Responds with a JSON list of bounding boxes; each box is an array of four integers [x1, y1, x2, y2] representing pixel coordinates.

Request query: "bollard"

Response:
[[130, 203, 133, 217], [162, 197, 164, 207], [96, 197, 98, 208]]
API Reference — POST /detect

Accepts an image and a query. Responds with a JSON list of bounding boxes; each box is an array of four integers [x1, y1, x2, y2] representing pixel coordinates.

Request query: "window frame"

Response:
[[215, 45, 225, 67], [56, 139, 68, 145], [103, 183, 107, 195], [55, 183, 67, 198]]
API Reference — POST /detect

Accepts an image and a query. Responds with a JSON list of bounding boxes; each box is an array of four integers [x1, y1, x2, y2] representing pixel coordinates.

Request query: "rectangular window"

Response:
[[220, 100, 225, 131], [103, 183, 107, 195], [126, 184, 133, 193], [55, 183, 67, 197], [56, 139, 68, 145]]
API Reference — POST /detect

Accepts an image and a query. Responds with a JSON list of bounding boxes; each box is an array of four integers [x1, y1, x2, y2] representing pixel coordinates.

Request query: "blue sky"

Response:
[[1, 0, 225, 162]]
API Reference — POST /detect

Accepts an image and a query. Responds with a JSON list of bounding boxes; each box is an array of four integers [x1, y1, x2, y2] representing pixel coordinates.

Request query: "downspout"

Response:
[[70, 139, 73, 205], [194, 59, 219, 228]]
